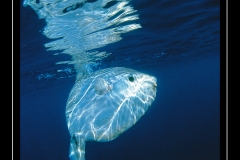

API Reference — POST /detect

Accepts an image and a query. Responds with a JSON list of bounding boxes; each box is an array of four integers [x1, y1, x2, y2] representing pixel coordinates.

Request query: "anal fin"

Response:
[[69, 135, 86, 160]]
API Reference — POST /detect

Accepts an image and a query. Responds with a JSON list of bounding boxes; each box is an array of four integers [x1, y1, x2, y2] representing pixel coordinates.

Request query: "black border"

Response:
[[220, 0, 227, 159], [17, 0, 227, 159], [14, 0, 21, 159]]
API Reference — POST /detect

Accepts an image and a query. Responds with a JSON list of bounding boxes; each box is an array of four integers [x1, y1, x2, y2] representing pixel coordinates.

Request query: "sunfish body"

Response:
[[66, 67, 157, 160]]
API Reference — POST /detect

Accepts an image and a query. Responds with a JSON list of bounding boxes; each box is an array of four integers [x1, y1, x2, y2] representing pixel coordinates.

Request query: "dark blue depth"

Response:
[[20, 0, 220, 160]]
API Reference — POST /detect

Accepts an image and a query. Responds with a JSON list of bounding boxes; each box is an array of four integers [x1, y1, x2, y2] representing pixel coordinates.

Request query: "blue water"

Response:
[[20, 0, 220, 160]]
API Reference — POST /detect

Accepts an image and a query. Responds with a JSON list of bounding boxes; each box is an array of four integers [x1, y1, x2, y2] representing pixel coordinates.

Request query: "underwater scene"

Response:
[[20, 0, 221, 160]]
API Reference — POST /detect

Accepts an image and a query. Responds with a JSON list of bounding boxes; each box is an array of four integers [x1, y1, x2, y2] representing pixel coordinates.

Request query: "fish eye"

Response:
[[128, 76, 134, 82]]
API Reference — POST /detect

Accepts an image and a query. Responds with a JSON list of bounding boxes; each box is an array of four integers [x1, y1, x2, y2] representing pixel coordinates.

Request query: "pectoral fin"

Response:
[[94, 78, 113, 95]]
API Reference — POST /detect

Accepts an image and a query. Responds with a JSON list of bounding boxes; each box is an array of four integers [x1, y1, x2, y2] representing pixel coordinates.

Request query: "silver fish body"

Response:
[[66, 67, 157, 160]]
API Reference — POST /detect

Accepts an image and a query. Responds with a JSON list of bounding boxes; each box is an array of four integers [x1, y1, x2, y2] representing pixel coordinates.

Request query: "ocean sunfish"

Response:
[[66, 67, 157, 160]]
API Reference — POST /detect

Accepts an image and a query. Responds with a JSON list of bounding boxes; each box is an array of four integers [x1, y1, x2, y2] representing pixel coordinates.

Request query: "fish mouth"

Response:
[[152, 83, 157, 91], [143, 80, 157, 89], [153, 83, 157, 87], [144, 76, 157, 86]]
